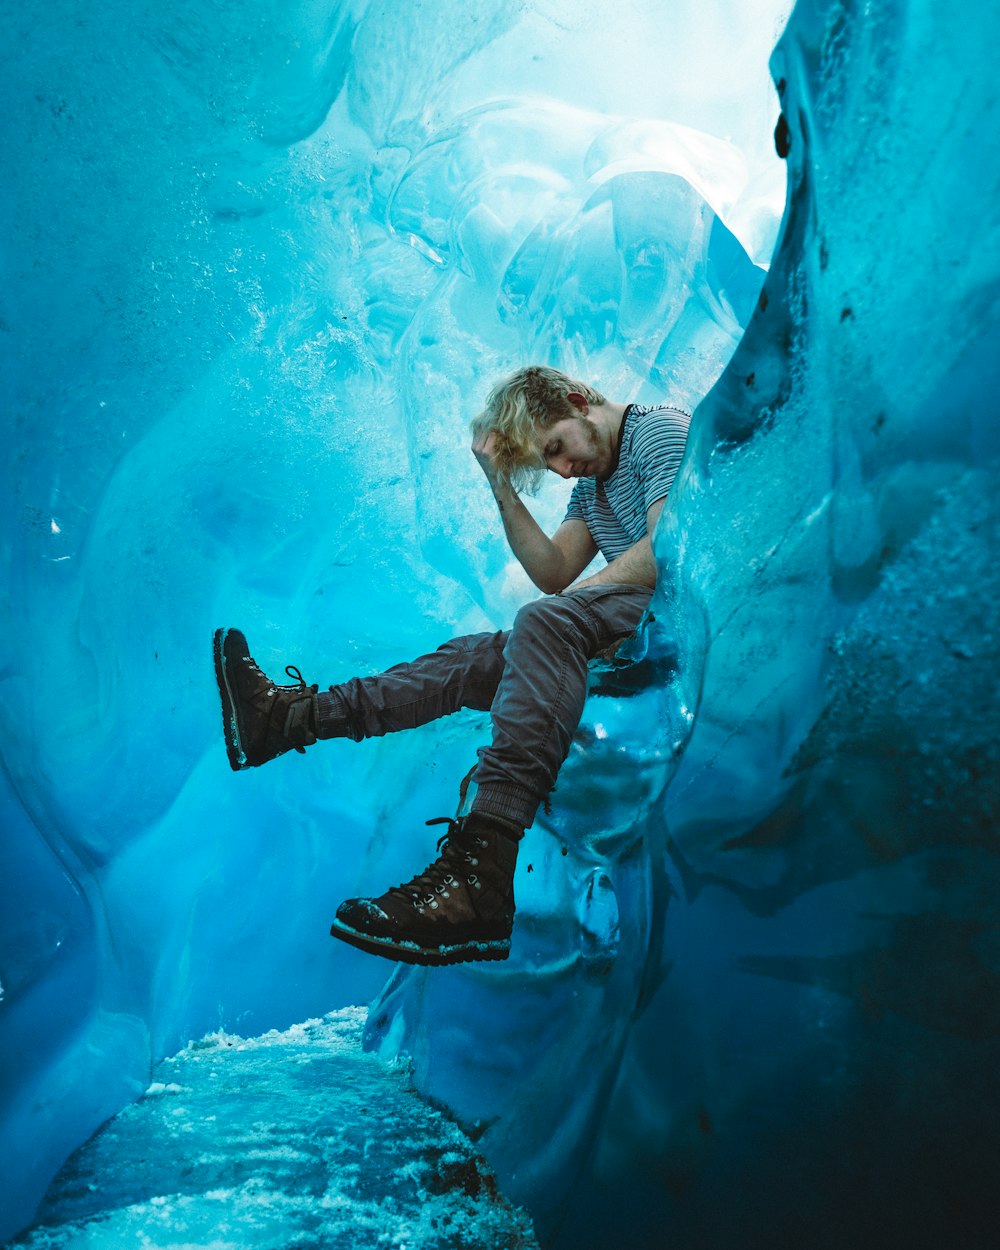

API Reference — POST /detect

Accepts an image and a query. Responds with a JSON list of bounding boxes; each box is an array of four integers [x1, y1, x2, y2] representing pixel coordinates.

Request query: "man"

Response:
[[213, 365, 690, 967]]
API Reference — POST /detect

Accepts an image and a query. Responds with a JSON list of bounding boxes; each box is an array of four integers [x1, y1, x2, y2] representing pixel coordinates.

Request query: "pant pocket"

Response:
[[566, 585, 652, 652]]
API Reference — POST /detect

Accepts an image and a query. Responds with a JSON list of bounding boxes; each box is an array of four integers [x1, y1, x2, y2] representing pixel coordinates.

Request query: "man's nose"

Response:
[[550, 459, 573, 479]]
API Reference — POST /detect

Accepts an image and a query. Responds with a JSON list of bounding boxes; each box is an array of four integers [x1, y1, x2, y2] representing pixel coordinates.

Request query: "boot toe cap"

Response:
[[335, 896, 392, 934]]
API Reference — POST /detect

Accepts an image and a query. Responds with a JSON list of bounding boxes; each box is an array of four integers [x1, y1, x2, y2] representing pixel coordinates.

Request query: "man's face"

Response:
[[537, 415, 614, 481]]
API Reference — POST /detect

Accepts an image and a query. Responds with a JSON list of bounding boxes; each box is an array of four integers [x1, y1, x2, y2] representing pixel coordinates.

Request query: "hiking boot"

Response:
[[213, 627, 319, 770], [330, 811, 523, 966]]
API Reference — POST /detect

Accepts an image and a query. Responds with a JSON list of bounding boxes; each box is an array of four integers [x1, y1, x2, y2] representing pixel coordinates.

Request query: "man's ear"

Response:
[[566, 391, 589, 415]]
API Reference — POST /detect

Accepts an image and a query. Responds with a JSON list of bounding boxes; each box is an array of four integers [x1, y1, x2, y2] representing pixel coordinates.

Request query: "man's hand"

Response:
[[471, 423, 502, 488], [472, 419, 597, 592]]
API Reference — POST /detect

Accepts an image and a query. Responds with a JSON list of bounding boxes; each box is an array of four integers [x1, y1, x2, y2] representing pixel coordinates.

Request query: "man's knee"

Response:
[[510, 587, 650, 657], [510, 594, 586, 644], [437, 630, 507, 658]]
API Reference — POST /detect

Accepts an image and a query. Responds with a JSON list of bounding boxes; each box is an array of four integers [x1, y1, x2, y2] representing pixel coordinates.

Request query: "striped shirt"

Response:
[[563, 403, 690, 561]]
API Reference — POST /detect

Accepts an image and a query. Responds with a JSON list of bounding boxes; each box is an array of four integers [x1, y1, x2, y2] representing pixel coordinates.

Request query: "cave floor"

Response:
[[9, 1008, 538, 1250]]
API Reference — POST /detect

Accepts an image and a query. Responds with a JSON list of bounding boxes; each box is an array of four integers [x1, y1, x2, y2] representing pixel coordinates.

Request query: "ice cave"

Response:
[[1, 0, 998, 1246]]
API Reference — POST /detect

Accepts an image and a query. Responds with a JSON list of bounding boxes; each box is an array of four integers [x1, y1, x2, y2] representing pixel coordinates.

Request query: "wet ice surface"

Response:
[[7, 1009, 537, 1250]]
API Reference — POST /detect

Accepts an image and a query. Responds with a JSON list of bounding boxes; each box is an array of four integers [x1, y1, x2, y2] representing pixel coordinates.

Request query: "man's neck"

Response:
[[593, 401, 629, 455]]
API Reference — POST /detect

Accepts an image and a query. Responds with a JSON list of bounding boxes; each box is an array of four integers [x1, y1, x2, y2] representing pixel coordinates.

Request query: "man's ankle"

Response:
[[315, 689, 354, 739], [465, 810, 524, 840], [468, 779, 535, 831]]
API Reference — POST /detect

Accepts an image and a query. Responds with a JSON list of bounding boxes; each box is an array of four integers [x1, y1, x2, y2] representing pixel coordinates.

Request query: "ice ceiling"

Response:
[[2, 0, 999, 1246]]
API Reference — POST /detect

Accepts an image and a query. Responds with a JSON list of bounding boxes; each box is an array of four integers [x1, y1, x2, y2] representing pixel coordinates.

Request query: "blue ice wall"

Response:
[[0, 0, 785, 1237], [12, 0, 996, 1245], [367, 4, 1000, 1249]]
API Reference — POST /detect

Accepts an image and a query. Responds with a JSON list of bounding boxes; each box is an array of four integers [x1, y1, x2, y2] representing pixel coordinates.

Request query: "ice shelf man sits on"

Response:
[[214, 364, 690, 966]]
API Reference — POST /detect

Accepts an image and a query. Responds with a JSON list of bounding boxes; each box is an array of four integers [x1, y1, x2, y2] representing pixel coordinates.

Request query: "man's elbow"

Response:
[[533, 571, 569, 595]]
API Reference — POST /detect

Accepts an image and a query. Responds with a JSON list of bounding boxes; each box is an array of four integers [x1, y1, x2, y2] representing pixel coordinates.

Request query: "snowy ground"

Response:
[[7, 1009, 538, 1250]]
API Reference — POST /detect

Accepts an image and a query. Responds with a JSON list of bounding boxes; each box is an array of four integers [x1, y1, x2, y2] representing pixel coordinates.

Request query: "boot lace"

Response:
[[277, 665, 318, 751], [283, 664, 314, 691], [387, 816, 489, 908]]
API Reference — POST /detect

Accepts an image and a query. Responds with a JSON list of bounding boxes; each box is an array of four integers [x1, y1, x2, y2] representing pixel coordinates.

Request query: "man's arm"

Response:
[[473, 429, 598, 593], [567, 497, 665, 591]]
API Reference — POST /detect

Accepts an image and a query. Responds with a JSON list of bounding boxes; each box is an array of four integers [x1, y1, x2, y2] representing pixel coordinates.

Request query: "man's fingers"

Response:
[[472, 429, 497, 458]]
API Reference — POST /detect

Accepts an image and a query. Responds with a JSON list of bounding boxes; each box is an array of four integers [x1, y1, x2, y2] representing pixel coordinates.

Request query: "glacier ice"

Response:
[[10, 1010, 538, 1249], [3, 0, 998, 1246]]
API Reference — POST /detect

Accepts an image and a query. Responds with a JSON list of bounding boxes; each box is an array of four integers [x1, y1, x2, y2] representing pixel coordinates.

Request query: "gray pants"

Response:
[[317, 584, 653, 828]]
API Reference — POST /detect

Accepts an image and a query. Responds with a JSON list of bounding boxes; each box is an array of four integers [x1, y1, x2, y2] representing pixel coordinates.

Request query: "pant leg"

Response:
[[316, 630, 508, 740], [472, 584, 652, 828]]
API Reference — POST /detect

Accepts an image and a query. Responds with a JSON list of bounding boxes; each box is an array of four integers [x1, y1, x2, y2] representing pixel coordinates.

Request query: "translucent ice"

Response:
[[7, 0, 996, 1246], [1, 1, 783, 1234], [365, 2, 1000, 1247], [10, 1010, 538, 1249]]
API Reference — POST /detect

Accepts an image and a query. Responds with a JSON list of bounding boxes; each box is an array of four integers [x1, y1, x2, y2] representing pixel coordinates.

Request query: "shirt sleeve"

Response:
[[629, 407, 691, 512], [563, 480, 587, 524]]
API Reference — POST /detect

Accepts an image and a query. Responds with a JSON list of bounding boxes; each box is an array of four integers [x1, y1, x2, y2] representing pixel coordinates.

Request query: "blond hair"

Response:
[[471, 365, 606, 492]]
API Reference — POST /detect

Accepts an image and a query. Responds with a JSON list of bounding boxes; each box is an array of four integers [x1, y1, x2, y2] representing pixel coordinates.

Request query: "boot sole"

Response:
[[213, 627, 249, 771], [329, 918, 510, 966]]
